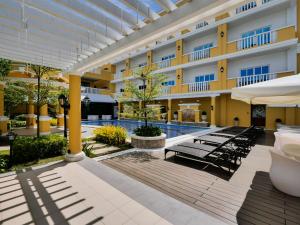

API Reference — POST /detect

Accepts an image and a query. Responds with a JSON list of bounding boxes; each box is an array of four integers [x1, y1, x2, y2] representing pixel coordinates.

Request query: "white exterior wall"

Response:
[[164, 72, 177, 84], [115, 61, 125, 73], [130, 54, 147, 68], [228, 9, 291, 42], [227, 51, 289, 78], [116, 82, 124, 92], [183, 33, 217, 54], [183, 64, 217, 83], [153, 44, 175, 63]]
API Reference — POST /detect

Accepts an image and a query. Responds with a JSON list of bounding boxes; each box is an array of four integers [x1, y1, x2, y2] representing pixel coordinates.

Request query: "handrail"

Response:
[[81, 87, 107, 94], [153, 58, 174, 69], [161, 86, 171, 95], [236, 30, 276, 50], [184, 48, 211, 62], [236, 73, 277, 87], [183, 81, 210, 92]]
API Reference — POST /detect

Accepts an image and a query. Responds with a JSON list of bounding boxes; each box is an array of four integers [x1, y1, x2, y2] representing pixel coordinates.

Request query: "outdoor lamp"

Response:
[[58, 94, 70, 138], [7, 131, 17, 169]]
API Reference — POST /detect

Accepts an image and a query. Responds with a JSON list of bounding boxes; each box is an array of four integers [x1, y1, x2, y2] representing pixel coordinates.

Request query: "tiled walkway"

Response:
[[0, 158, 225, 225]]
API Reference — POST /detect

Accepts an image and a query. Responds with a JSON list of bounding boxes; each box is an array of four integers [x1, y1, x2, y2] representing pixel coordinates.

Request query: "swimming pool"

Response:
[[81, 120, 208, 139]]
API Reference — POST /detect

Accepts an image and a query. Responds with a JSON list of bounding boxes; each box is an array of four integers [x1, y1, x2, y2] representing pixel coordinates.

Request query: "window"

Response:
[[194, 43, 213, 52], [161, 80, 175, 86], [236, 1, 257, 14], [195, 74, 215, 83], [241, 26, 271, 49], [138, 85, 147, 90], [240, 65, 269, 77], [138, 62, 147, 67], [196, 21, 208, 29], [161, 54, 175, 61]]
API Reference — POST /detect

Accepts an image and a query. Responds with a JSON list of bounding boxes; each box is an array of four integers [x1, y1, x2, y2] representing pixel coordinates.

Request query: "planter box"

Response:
[[131, 133, 166, 149]]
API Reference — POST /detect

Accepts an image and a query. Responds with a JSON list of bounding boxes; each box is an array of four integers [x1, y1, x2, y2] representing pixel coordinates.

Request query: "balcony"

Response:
[[81, 87, 110, 95], [235, 73, 277, 87], [236, 30, 276, 51], [184, 48, 211, 63], [161, 86, 172, 95], [153, 58, 174, 69], [183, 81, 210, 93]]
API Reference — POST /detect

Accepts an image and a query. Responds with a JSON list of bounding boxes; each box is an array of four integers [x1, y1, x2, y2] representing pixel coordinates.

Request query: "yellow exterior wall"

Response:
[[266, 107, 286, 130], [176, 40, 183, 65], [215, 13, 230, 21], [296, 107, 300, 125], [276, 26, 296, 42], [226, 95, 251, 127]]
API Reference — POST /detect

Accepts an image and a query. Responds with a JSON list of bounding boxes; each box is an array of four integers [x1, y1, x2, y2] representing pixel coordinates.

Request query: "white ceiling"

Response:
[[0, 0, 244, 74]]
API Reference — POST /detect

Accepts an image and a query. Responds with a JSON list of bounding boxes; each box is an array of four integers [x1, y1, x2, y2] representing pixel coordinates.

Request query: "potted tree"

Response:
[[173, 111, 178, 121], [120, 67, 167, 149], [201, 111, 207, 122], [275, 118, 283, 130], [234, 117, 239, 126]]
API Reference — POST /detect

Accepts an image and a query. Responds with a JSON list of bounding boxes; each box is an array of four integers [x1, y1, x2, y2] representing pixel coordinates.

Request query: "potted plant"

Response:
[[201, 111, 207, 122], [173, 111, 178, 121], [234, 117, 239, 126], [120, 67, 167, 149], [275, 118, 283, 129]]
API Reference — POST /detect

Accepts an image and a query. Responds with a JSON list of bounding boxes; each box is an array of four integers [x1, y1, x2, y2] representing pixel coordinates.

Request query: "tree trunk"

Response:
[[36, 72, 40, 138]]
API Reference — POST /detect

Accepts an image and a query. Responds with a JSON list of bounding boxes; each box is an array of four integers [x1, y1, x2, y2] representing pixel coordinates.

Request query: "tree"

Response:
[[0, 58, 11, 80], [120, 67, 166, 127], [29, 65, 59, 138]]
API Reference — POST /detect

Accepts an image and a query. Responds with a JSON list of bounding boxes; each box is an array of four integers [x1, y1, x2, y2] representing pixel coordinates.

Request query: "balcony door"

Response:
[[251, 105, 266, 127]]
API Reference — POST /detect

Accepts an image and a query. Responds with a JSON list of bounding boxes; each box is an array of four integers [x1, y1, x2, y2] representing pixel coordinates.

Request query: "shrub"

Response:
[[50, 118, 57, 126], [134, 125, 162, 137], [94, 125, 127, 146], [12, 134, 67, 164], [10, 120, 27, 128], [82, 142, 94, 157]]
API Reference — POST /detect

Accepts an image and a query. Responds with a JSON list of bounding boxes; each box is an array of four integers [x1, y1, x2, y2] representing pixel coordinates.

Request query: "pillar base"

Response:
[[65, 151, 85, 162], [210, 125, 217, 128]]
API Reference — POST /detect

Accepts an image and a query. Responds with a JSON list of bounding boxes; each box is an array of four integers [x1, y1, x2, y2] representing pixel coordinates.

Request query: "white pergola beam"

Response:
[[9, 0, 116, 44], [54, 0, 133, 36], [86, 0, 145, 29], [120, 0, 159, 22], [155, 0, 177, 12]]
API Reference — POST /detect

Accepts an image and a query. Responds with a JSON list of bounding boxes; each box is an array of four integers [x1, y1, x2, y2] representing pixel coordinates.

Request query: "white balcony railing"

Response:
[[154, 58, 173, 69], [236, 30, 276, 50], [161, 86, 172, 95], [131, 65, 146, 74], [81, 87, 106, 94], [114, 72, 123, 80], [184, 48, 210, 62], [236, 73, 277, 87], [184, 81, 210, 92]]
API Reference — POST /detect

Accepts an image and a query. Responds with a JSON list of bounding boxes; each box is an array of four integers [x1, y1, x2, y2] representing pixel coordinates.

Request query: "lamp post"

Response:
[[82, 96, 91, 120], [58, 94, 70, 138], [7, 131, 16, 169]]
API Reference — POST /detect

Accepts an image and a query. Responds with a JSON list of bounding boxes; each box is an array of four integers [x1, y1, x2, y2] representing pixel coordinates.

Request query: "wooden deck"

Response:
[[103, 143, 300, 225]]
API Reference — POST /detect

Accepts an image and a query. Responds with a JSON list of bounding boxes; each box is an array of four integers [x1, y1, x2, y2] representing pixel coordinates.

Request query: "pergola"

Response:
[[0, 0, 244, 160]]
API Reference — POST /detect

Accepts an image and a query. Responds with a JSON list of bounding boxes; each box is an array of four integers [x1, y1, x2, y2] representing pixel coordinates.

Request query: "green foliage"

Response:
[[12, 134, 67, 164], [119, 67, 166, 126], [0, 58, 11, 80], [50, 118, 57, 126], [94, 125, 127, 146], [133, 125, 162, 137], [10, 120, 27, 128], [82, 142, 94, 158], [0, 151, 9, 172]]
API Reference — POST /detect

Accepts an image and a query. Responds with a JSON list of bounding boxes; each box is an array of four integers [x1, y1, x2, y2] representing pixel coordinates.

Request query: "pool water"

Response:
[[82, 120, 208, 139]]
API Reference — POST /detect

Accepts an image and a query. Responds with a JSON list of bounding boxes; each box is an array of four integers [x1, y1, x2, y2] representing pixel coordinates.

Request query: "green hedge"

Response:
[[94, 125, 127, 146], [10, 120, 27, 128], [12, 134, 67, 164], [134, 125, 162, 137]]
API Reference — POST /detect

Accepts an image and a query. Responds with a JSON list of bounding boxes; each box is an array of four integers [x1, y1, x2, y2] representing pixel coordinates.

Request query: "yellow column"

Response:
[[66, 75, 83, 161], [26, 96, 36, 129], [178, 110, 183, 123], [118, 102, 121, 120], [167, 99, 172, 124], [285, 107, 296, 126], [39, 104, 50, 135], [195, 110, 200, 123], [176, 40, 183, 65], [0, 83, 8, 135], [175, 69, 183, 93], [220, 94, 227, 126], [57, 104, 64, 128], [210, 96, 216, 127]]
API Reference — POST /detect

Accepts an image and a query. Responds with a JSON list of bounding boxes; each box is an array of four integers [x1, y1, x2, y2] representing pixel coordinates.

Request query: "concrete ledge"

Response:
[[131, 133, 166, 149], [65, 151, 85, 162]]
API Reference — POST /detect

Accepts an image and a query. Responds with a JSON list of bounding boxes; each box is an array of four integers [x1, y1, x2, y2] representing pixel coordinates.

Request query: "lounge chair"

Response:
[[165, 138, 242, 173]]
